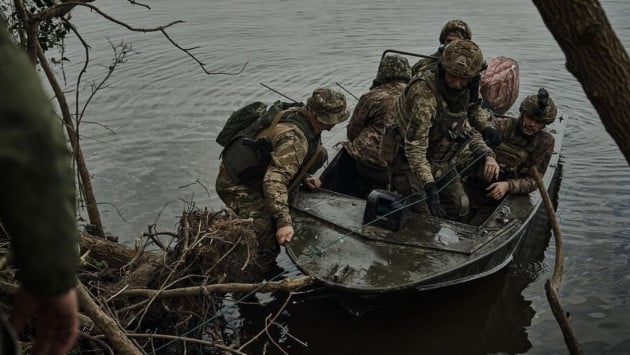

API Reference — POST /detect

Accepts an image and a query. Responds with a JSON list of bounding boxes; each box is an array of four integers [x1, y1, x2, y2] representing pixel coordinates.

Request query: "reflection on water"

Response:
[[59, 0, 630, 353]]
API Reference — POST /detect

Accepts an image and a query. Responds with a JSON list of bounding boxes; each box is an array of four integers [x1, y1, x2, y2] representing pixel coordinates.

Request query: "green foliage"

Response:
[[0, 0, 70, 52]]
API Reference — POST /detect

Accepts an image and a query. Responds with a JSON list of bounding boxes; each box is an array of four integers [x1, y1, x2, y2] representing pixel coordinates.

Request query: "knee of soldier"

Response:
[[457, 193, 470, 217]]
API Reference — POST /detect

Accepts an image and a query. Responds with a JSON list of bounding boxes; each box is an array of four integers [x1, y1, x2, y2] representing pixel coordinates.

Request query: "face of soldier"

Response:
[[444, 71, 472, 90], [521, 114, 546, 136], [444, 32, 463, 45]]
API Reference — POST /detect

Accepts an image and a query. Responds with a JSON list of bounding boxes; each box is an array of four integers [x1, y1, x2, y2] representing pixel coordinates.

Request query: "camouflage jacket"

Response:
[[395, 75, 494, 186], [411, 50, 439, 78], [343, 82, 406, 168], [493, 117, 555, 194], [263, 120, 319, 228]]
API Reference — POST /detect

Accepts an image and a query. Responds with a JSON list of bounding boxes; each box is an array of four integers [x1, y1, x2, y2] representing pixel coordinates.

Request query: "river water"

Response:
[[59, 0, 630, 353]]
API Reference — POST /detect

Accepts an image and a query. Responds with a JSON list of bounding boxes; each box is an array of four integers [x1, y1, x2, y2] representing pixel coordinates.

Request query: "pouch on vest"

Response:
[[222, 136, 272, 184]]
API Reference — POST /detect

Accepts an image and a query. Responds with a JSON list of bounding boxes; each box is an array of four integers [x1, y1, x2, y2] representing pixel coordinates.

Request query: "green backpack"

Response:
[[215, 100, 304, 147], [215, 101, 268, 147]]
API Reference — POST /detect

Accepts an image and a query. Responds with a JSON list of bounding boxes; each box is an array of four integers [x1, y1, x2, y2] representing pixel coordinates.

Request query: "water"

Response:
[[56, 0, 630, 353]]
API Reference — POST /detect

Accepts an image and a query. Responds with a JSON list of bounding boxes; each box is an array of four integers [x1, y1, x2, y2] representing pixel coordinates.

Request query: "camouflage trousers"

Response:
[[390, 156, 470, 220], [215, 164, 279, 272]]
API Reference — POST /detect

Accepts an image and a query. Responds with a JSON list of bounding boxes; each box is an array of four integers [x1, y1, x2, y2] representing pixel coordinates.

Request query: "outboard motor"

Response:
[[362, 190, 408, 231]]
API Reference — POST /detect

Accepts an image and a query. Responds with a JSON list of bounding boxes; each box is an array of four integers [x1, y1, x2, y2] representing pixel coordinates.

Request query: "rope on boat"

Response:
[[532, 167, 583, 355]]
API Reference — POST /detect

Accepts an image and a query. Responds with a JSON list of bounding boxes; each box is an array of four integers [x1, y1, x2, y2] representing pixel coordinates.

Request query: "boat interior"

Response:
[[317, 147, 499, 230]]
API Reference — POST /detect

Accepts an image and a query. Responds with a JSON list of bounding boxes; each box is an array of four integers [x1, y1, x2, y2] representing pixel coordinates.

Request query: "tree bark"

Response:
[[12, 0, 106, 238], [35, 42, 106, 238], [532, 0, 630, 165], [79, 232, 136, 269], [121, 276, 314, 299]]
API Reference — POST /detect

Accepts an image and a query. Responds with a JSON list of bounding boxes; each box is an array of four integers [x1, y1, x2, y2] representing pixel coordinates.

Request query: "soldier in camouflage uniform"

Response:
[[410, 20, 501, 148], [215, 87, 349, 272], [411, 19, 472, 79], [465, 88, 557, 204], [342, 55, 411, 197], [393, 39, 500, 220]]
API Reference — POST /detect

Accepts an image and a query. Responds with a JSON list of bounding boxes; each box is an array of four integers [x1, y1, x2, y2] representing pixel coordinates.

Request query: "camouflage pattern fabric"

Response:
[[411, 50, 439, 79], [215, 121, 314, 268], [343, 82, 406, 168], [394, 74, 494, 218], [440, 39, 484, 79], [493, 116, 555, 194], [374, 55, 411, 85], [306, 87, 350, 125], [395, 75, 493, 186], [439, 19, 472, 44], [520, 89, 557, 124]]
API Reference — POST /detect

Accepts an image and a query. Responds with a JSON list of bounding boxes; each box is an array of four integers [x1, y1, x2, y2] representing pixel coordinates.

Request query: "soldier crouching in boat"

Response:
[[392, 39, 499, 221], [341, 54, 411, 198], [464, 88, 557, 206], [215, 87, 349, 274]]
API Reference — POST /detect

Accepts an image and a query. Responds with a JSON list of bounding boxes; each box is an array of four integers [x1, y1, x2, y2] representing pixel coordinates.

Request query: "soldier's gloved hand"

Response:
[[482, 126, 502, 147], [424, 182, 446, 218]]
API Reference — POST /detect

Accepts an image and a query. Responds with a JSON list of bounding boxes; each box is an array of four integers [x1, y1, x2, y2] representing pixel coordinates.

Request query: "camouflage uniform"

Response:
[[394, 40, 494, 219], [492, 116, 555, 193], [216, 88, 349, 270], [465, 89, 557, 208], [410, 50, 439, 79], [342, 55, 411, 196], [411, 20, 472, 79]]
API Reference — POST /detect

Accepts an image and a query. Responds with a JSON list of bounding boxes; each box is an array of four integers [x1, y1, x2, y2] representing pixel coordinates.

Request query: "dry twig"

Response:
[[532, 167, 583, 355]]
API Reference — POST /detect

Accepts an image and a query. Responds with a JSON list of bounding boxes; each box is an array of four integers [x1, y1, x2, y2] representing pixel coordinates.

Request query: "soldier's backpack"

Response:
[[216, 101, 268, 147], [218, 100, 304, 184], [216, 100, 303, 147]]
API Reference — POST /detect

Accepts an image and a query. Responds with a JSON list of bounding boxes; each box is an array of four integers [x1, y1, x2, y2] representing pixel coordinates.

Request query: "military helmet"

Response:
[[306, 87, 350, 125], [375, 55, 411, 84], [440, 39, 484, 79], [519, 88, 557, 124], [439, 19, 472, 44]]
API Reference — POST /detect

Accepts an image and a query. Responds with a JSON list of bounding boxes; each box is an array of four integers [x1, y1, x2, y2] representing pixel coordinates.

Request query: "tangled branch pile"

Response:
[[0, 208, 312, 354]]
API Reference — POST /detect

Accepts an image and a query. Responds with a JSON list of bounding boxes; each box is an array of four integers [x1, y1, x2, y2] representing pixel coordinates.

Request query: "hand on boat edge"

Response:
[[276, 225, 294, 244], [303, 176, 322, 191]]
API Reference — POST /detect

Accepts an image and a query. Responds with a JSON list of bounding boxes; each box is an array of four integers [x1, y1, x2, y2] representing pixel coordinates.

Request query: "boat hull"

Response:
[[287, 116, 566, 293]]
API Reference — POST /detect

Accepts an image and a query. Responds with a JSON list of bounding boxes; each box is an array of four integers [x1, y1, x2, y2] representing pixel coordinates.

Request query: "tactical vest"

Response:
[[421, 75, 472, 163], [221, 110, 321, 186], [493, 117, 539, 177]]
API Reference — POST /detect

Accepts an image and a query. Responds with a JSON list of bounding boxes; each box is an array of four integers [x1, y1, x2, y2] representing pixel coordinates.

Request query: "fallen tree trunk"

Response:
[[120, 276, 314, 299], [79, 232, 135, 268]]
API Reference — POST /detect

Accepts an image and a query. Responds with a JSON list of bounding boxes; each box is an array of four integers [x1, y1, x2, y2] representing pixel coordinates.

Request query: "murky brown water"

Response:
[[59, 0, 630, 353]]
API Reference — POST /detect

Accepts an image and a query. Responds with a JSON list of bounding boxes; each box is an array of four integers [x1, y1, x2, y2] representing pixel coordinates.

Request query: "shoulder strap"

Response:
[[256, 108, 298, 139], [288, 144, 323, 192]]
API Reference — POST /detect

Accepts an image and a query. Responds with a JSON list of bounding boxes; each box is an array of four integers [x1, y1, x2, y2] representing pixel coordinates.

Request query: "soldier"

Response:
[[342, 55, 411, 197], [215, 87, 349, 272], [1, 27, 80, 354], [466, 88, 557, 203], [411, 19, 472, 79], [411, 20, 501, 148], [393, 39, 500, 220]]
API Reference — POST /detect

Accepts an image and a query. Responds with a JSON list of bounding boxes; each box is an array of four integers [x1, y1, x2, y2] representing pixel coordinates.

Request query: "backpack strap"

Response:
[[256, 108, 298, 139], [288, 144, 323, 193], [257, 107, 319, 192]]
